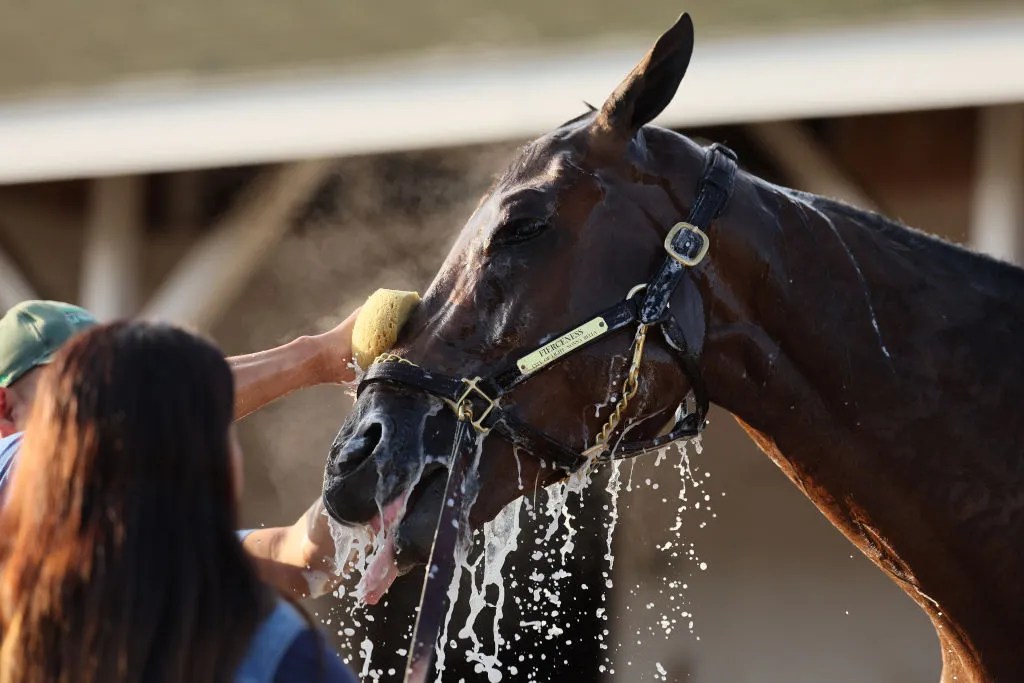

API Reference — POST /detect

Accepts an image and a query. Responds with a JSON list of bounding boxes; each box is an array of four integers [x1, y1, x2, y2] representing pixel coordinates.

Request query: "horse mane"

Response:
[[645, 124, 1023, 295], [559, 103, 598, 129], [786, 187, 1024, 298]]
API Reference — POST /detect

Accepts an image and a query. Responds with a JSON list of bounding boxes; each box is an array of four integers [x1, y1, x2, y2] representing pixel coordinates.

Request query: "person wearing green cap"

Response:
[[0, 299, 361, 600], [0, 301, 98, 482]]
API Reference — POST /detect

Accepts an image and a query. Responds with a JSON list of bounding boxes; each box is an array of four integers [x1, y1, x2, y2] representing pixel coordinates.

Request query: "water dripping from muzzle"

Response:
[[404, 420, 484, 683]]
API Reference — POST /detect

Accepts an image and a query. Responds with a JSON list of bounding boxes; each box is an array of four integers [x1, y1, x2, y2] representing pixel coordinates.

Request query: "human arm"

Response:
[[241, 498, 345, 599], [229, 308, 361, 420], [230, 308, 361, 598]]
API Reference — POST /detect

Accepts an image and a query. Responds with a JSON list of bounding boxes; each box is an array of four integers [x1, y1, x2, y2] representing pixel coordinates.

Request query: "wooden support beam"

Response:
[[0, 192, 61, 309], [748, 121, 878, 211], [0, 244, 37, 310], [165, 170, 203, 230], [970, 105, 1024, 264], [0, 191, 78, 236], [81, 176, 144, 320], [141, 160, 332, 331], [2, 16, 1023, 185]]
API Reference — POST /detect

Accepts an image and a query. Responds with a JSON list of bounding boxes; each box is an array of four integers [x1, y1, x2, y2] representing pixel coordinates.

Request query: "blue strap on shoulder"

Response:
[[235, 600, 308, 683]]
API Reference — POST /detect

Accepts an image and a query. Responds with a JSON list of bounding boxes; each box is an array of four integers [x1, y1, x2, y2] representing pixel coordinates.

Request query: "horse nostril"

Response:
[[328, 421, 384, 478], [361, 422, 383, 458]]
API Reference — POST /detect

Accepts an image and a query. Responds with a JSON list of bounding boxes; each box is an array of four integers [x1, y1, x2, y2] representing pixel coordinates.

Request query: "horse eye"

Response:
[[494, 217, 550, 246]]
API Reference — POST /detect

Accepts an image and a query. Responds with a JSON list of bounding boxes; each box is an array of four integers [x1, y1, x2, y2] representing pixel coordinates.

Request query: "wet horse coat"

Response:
[[324, 13, 1024, 681]]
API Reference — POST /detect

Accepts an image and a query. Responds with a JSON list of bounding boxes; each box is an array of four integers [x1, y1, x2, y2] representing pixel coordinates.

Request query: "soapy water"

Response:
[[451, 498, 523, 681], [321, 440, 717, 682], [323, 462, 612, 681], [611, 437, 722, 681], [319, 384, 718, 681], [430, 458, 601, 682]]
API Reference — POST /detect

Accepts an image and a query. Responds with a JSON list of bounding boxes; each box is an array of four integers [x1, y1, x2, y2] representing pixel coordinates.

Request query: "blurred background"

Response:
[[2, 1, 1023, 681]]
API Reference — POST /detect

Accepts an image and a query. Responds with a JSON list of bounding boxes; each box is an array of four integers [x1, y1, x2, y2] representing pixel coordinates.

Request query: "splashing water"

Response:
[[428, 458, 603, 682], [358, 638, 376, 680], [604, 461, 623, 575], [362, 397, 444, 606], [609, 436, 720, 680], [327, 518, 375, 583], [320, 398, 444, 679], [431, 432, 487, 680], [324, 518, 391, 678], [541, 463, 594, 564], [434, 537, 471, 679], [595, 459, 624, 675], [512, 446, 525, 491], [344, 359, 365, 400], [321, 374, 715, 682], [459, 497, 525, 681], [591, 356, 625, 418]]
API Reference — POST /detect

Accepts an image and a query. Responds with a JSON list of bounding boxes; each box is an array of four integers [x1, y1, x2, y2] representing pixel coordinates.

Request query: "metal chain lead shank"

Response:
[[586, 322, 650, 458]]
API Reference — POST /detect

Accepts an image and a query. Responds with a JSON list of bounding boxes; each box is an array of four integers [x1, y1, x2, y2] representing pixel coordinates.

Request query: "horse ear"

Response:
[[592, 12, 694, 142]]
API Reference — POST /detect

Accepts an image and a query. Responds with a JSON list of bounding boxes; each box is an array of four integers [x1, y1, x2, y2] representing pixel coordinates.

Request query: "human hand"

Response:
[[312, 306, 362, 385]]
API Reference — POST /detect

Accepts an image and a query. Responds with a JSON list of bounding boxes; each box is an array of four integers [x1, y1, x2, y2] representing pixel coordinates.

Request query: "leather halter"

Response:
[[358, 143, 738, 473]]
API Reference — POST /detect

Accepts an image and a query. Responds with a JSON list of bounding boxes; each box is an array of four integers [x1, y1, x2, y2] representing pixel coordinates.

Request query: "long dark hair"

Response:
[[0, 321, 270, 683]]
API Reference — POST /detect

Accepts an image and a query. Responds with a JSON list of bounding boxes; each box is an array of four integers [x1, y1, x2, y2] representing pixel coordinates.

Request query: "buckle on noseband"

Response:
[[371, 356, 499, 435], [664, 222, 710, 267], [446, 377, 498, 435]]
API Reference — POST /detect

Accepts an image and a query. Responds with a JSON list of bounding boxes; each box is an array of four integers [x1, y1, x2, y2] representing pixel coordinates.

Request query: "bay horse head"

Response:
[[323, 10, 1024, 680], [323, 12, 717, 579]]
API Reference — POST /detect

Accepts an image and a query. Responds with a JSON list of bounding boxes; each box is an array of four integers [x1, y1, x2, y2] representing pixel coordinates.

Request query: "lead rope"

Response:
[[404, 419, 479, 683]]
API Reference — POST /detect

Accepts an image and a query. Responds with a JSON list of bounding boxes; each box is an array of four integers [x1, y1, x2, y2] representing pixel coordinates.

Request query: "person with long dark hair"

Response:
[[0, 322, 357, 683], [0, 299, 361, 599]]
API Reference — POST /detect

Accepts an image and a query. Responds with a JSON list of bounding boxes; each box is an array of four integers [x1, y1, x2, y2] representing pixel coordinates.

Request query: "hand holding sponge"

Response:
[[351, 289, 421, 369]]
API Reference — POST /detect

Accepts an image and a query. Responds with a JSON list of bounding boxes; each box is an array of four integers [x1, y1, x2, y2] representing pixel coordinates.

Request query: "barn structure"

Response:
[[1, 1, 1022, 680]]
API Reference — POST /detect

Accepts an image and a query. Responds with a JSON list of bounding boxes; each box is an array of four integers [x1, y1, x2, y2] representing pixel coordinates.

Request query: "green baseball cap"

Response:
[[0, 300, 97, 388]]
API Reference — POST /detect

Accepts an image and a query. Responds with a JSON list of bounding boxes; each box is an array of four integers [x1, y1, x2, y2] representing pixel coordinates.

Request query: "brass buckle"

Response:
[[446, 377, 497, 434], [664, 222, 710, 267]]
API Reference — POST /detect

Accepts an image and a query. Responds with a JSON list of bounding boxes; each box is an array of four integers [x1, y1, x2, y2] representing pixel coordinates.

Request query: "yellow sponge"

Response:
[[352, 289, 421, 369]]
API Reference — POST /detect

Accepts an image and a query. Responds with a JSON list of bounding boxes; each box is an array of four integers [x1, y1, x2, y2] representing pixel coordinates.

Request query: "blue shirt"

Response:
[[238, 600, 357, 683], [0, 432, 23, 498], [272, 630, 357, 683]]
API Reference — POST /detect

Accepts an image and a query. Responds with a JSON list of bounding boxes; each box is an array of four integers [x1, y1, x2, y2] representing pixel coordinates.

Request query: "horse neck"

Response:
[[701, 175, 1024, 438], [689, 170, 1024, 675]]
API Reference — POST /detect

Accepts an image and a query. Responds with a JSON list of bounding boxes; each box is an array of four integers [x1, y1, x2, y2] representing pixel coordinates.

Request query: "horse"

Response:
[[323, 12, 1024, 682]]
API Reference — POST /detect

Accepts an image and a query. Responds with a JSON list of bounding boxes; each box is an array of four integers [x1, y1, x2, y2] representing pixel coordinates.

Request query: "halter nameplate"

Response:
[[516, 317, 608, 375]]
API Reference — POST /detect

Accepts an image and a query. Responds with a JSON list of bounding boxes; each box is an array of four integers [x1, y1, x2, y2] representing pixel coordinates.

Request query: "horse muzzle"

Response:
[[322, 384, 453, 572]]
